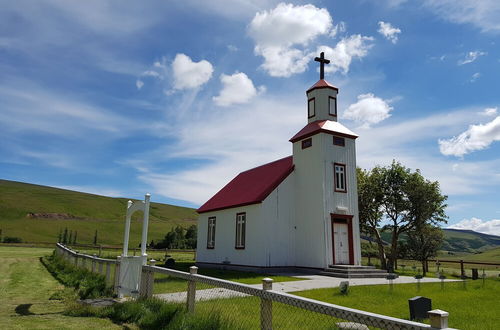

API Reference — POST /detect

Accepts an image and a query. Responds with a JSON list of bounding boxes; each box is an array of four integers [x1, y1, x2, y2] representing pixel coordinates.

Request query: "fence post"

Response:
[[98, 260, 104, 275], [114, 256, 121, 294], [428, 309, 449, 329], [187, 266, 198, 313], [82, 256, 86, 269], [105, 262, 112, 287], [460, 260, 465, 277], [147, 260, 156, 298], [91, 255, 97, 273], [261, 278, 273, 330], [74, 254, 79, 267]]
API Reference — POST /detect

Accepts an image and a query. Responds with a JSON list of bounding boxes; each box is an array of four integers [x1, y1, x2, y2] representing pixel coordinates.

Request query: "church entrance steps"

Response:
[[320, 265, 388, 278]]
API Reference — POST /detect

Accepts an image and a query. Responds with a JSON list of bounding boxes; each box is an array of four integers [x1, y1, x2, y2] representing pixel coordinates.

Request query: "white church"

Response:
[[196, 53, 375, 275]]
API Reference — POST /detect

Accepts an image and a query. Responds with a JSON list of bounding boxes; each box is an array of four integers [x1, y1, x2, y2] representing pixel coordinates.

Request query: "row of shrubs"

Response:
[[44, 250, 234, 329], [65, 298, 236, 330], [41, 252, 113, 299]]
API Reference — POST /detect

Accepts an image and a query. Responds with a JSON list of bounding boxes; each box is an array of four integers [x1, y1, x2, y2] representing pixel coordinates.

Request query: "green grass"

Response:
[[153, 261, 303, 294], [293, 279, 500, 330], [0, 179, 197, 246], [65, 297, 238, 329], [0, 246, 121, 329]]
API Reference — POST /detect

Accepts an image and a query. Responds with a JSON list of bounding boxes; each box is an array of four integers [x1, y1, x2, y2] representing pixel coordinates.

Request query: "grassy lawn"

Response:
[[362, 256, 500, 278], [292, 279, 500, 330], [0, 246, 122, 329], [153, 261, 303, 294]]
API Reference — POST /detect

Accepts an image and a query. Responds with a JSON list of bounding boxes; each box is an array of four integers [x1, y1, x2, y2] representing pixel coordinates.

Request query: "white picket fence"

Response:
[[55, 244, 453, 330]]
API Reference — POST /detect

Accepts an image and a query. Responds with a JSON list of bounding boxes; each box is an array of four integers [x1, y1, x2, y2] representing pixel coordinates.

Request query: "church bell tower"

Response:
[[290, 52, 362, 268]]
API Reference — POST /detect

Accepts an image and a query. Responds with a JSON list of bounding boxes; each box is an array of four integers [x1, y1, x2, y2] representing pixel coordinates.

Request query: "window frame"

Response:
[[333, 136, 345, 147], [329, 96, 337, 117], [308, 98, 316, 118], [334, 163, 347, 193], [301, 137, 312, 149], [207, 216, 216, 249], [235, 212, 246, 249]]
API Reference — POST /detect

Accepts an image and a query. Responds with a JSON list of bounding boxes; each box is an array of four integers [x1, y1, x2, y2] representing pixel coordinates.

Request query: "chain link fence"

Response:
[[144, 265, 450, 330], [55, 244, 450, 329]]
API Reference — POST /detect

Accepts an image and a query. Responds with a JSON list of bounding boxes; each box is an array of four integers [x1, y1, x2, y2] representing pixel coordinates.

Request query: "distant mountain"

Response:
[[441, 228, 500, 253], [0, 179, 198, 246], [377, 227, 499, 254]]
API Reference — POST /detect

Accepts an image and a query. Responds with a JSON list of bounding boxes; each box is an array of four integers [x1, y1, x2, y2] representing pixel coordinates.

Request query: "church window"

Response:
[[308, 98, 315, 118], [334, 163, 347, 192], [207, 217, 216, 249], [235, 213, 246, 249], [301, 138, 312, 149], [329, 97, 337, 116], [333, 136, 345, 146]]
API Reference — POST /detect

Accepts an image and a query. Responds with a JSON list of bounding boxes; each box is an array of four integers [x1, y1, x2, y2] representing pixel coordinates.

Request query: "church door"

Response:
[[333, 222, 350, 264]]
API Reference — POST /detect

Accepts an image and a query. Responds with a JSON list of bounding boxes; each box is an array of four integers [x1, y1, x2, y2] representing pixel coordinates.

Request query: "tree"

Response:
[[68, 230, 73, 245], [357, 167, 387, 269], [403, 225, 444, 275], [73, 231, 77, 244], [357, 161, 447, 272], [93, 230, 98, 245]]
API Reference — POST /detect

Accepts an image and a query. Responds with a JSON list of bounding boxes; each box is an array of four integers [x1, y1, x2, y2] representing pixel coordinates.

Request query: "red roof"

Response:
[[290, 120, 358, 143], [197, 156, 294, 214], [306, 79, 338, 93]]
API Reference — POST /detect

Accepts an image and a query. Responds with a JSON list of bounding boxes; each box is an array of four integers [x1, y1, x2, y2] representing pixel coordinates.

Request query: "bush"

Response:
[[2, 236, 22, 243], [64, 297, 234, 329], [41, 252, 113, 299]]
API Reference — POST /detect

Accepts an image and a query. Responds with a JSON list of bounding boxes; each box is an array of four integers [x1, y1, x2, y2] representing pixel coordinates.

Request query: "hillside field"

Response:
[[0, 179, 197, 246]]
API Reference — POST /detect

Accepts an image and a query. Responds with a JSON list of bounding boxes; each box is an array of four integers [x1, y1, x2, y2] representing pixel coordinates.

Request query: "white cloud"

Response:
[[171, 53, 213, 90], [423, 0, 500, 33], [318, 35, 374, 74], [439, 116, 500, 157], [136, 79, 144, 90], [142, 70, 161, 78], [330, 21, 346, 38], [457, 50, 487, 65], [213, 72, 261, 107], [343, 93, 393, 128], [137, 95, 304, 204], [480, 107, 498, 116], [470, 72, 480, 82], [248, 3, 332, 77], [448, 217, 500, 236], [378, 21, 401, 43]]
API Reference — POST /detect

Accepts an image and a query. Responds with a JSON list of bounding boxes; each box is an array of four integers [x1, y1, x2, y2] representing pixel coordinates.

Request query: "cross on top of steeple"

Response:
[[314, 52, 330, 80]]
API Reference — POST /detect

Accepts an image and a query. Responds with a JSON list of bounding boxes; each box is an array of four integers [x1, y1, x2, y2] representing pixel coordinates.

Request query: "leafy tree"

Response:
[[403, 225, 444, 275], [68, 230, 73, 245], [73, 231, 77, 244], [358, 161, 447, 271], [357, 168, 387, 269]]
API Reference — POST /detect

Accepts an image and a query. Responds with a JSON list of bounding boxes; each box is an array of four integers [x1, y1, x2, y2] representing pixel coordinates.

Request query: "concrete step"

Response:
[[328, 265, 376, 270], [322, 268, 387, 274], [319, 271, 389, 279]]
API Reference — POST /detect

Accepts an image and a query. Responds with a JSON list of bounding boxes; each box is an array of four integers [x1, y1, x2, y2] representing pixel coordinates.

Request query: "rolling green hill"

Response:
[[378, 228, 499, 254], [0, 179, 198, 246]]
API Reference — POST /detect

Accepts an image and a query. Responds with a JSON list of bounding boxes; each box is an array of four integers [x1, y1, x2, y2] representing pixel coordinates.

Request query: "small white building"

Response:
[[196, 60, 362, 272]]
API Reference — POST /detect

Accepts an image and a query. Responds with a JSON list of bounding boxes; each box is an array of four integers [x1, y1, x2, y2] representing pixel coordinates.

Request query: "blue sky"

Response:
[[1, 1, 499, 235]]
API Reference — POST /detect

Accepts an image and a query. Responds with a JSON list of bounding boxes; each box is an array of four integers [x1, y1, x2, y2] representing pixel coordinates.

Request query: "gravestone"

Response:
[[472, 268, 479, 280], [409, 296, 432, 320]]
